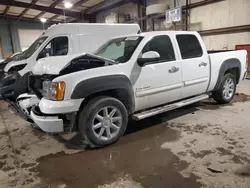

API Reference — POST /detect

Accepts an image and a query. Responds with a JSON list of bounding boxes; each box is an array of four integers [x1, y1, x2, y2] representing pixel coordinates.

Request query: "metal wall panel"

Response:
[[0, 18, 49, 54], [203, 32, 250, 50]]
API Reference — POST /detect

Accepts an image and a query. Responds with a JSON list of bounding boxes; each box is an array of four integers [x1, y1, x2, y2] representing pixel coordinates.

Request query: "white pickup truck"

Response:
[[26, 31, 247, 147]]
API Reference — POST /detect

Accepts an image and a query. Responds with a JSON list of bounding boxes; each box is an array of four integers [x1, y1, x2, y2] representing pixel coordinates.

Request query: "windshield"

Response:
[[21, 36, 48, 59], [94, 36, 143, 63]]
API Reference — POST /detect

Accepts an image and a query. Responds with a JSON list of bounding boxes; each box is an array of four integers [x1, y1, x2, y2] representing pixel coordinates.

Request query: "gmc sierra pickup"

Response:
[[13, 31, 250, 147]]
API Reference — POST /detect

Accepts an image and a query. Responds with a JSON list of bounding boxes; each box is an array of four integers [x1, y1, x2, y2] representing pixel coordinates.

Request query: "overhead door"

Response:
[[18, 29, 43, 51]]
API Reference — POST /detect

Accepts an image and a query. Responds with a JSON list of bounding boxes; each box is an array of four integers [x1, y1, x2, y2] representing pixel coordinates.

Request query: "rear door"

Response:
[[175, 33, 210, 98]]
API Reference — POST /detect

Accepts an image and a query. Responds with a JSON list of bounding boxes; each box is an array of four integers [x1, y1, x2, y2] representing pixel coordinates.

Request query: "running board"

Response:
[[132, 94, 209, 120]]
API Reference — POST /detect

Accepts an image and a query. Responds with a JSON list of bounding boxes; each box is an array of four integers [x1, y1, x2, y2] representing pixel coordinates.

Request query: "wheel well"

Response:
[[224, 67, 240, 84], [79, 89, 134, 115]]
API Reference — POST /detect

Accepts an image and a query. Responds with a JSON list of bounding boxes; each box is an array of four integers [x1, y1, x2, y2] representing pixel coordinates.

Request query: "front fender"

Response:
[[71, 75, 135, 113]]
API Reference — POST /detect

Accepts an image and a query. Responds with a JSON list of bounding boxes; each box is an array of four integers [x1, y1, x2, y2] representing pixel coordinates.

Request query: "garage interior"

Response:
[[0, 0, 250, 187]]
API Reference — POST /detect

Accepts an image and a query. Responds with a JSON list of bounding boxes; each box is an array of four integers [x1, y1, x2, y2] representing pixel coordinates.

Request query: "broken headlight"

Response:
[[42, 81, 65, 101]]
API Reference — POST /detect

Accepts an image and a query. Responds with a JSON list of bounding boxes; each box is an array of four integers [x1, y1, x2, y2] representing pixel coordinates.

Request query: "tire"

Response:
[[212, 73, 236, 104], [78, 96, 128, 148]]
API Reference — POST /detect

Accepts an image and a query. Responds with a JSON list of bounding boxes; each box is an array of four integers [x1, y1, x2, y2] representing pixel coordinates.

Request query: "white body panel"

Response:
[[32, 54, 82, 75], [30, 110, 64, 133], [4, 23, 140, 76], [207, 50, 247, 91], [172, 32, 210, 98], [17, 94, 40, 115], [39, 98, 84, 114]]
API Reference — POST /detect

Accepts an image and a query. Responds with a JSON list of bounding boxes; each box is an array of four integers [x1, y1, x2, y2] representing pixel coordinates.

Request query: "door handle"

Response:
[[169, 66, 180, 73], [199, 62, 208, 67]]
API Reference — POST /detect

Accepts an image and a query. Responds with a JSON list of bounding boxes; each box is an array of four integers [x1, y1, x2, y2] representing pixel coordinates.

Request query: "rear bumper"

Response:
[[30, 106, 64, 133]]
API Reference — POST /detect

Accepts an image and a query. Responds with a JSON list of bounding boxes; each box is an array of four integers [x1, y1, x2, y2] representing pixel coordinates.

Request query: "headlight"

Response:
[[43, 81, 65, 100]]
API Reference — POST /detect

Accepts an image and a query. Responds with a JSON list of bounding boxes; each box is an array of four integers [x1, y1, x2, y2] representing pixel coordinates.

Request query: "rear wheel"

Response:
[[78, 96, 128, 147], [212, 73, 236, 104]]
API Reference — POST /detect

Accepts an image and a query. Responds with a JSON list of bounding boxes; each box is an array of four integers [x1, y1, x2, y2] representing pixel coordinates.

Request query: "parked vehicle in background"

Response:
[[19, 31, 250, 147], [3, 23, 140, 76], [0, 52, 24, 99], [0, 23, 140, 115]]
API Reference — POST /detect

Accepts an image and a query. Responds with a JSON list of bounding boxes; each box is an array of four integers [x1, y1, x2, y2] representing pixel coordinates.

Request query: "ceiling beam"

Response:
[[0, 0, 88, 20], [3, 6, 10, 16], [86, 0, 133, 14], [47, 14, 60, 22], [73, 0, 91, 8], [188, 0, 225, 9], [199, 25, 250, 36], [0, 13, 57, 24], [34, 0, 63, 20], [43, 0, 91, 23], [18, 0, 39, 19]]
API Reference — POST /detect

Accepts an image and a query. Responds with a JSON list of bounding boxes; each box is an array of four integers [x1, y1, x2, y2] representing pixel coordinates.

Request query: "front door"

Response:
[[133, 35, 182, 111], [175, 34, 210, 98]]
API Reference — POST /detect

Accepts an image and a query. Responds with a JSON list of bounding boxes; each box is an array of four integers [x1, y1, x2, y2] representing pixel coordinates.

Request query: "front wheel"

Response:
[[78, 96, 128, 147], [212, 73, 236, 104]]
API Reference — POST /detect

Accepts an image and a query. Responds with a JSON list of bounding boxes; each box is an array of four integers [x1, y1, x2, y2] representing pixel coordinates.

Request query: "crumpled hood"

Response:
[[4, 59, 27, 72], [32, 53, 116, 75]]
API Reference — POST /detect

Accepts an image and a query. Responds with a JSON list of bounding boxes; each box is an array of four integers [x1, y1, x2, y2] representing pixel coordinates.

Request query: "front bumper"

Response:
[[30, 106, 64, 133], [39, 98, 84, 114], [8, 100, 32, 122]]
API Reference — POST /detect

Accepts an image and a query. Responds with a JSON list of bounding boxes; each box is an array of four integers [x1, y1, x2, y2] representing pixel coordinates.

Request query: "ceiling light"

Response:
[[40, 18, 47, 23], [64, 2, 73, 9]]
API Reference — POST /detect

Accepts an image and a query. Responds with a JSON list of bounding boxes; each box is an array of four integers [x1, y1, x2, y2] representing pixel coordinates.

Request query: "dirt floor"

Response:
[[1, 80, 250, 188]]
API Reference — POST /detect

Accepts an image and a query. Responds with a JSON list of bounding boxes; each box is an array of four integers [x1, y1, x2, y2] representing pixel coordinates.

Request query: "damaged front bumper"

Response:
[[30, 98, 84, 133], [30, 106, 64, 133]]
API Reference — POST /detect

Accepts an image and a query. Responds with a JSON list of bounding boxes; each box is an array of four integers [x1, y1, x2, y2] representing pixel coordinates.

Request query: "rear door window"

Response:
[[176, 34, 203, 59]]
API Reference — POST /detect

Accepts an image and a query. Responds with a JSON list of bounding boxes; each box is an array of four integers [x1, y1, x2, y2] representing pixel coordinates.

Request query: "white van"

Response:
[[3, 23, 140, 76], [0, 23, 140, 101]]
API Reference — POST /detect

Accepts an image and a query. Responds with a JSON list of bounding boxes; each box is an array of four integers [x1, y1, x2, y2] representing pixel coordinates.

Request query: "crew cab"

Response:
[[27, 31, 247, 147]]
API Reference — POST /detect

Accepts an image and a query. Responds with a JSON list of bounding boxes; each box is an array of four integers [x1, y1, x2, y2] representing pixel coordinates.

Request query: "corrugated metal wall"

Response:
[[0, 18, 49, 55], [190, 0, 250, 50], [0, 19, 12, 54]]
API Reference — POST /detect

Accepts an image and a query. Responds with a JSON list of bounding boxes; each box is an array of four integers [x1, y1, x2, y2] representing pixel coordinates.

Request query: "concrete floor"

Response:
[[1, 80, 250, 188]]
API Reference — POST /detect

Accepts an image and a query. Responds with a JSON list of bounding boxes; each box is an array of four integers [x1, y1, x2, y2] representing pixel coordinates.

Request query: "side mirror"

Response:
[[137, 51, 160, 67]]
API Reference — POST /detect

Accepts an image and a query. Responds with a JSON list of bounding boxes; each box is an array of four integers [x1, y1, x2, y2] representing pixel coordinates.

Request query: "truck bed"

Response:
[[207, 50, 247, 92]]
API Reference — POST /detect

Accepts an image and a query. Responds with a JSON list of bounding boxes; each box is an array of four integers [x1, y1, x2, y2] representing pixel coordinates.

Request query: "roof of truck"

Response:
[[111, 30, 199, 40], [139, 30, 199, 37]]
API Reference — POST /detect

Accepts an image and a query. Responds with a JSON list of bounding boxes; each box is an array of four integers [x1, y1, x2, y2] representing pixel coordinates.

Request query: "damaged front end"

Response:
[[28, 54, 116, 133], [0, 72, 35, 121]]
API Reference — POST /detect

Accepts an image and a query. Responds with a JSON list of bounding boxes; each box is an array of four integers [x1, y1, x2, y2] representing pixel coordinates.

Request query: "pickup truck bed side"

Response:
[[207, 50, 246, 92]]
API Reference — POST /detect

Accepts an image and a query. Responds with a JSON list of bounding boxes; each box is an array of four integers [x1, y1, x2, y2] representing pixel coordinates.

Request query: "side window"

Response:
[[37, 36, 68, 60], [142, 35, 175, 62], [176, 34, 203, 59]]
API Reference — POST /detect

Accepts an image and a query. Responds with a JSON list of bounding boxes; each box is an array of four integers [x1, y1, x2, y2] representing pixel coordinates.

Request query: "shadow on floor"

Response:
[[53, 105, 199, 150]]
